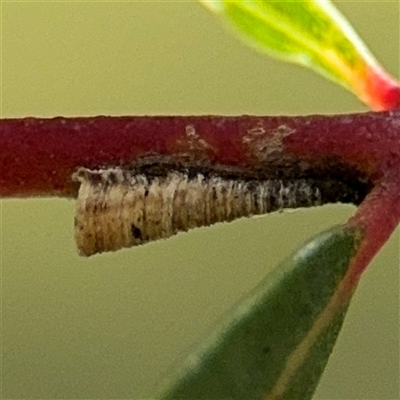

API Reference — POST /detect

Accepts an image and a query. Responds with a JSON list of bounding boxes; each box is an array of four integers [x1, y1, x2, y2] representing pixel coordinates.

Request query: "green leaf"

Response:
[[200, 0, 400, 110], [157, 226, 361, 399]]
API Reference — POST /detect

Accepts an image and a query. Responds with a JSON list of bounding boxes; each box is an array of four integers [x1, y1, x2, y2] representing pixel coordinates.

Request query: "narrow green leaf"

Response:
[[200, 0, 400, 110], [157, 226, 361, 399]]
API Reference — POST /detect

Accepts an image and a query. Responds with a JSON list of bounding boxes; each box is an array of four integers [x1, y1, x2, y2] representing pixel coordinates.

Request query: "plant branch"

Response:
[[1, 111, 398, 197], [1, 111, 399, 278]]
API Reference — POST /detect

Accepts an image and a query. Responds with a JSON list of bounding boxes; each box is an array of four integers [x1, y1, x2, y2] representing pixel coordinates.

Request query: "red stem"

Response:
[[1, 111, 399, 197], [1, 111, 399, 279], [346, 175, 400, 284]]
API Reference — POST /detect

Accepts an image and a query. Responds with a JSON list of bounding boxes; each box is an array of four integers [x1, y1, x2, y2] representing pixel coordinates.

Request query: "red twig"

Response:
[[1, 111, 398, 196], [1, 110, 399, 279]]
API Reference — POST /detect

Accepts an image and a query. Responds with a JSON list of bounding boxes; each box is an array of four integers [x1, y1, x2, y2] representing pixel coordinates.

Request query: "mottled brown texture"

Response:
[[74, 167, 363, 256]]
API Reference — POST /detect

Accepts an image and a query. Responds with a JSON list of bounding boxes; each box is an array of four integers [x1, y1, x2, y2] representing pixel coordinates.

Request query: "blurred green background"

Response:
[[1, 1, 399, 399]]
